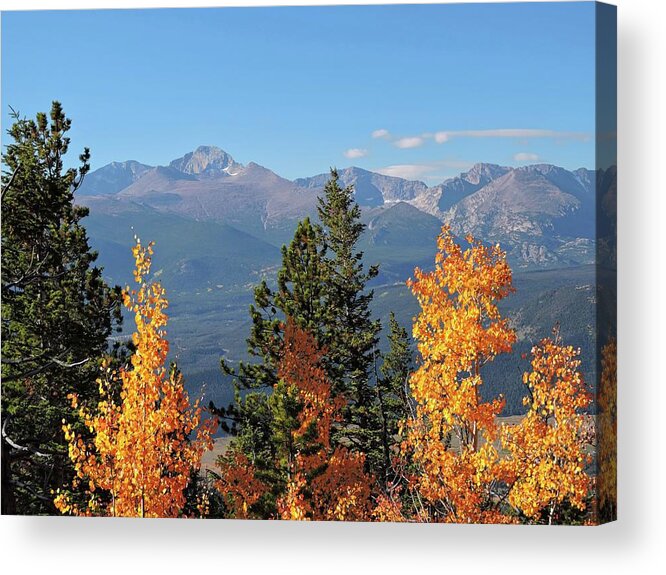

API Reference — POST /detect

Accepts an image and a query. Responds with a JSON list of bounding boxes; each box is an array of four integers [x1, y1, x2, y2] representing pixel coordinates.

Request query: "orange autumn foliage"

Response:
[[372, 484, 409, 522], [286, 447, 372, 521], [401, 226, 516, 523], [277, 319, 345, 450], [501, 335, 592, 523], [215, 450, 268, 519], [216, 319, 374, 520], [54, 240, 215, 517], [275, 320, 373, 521]]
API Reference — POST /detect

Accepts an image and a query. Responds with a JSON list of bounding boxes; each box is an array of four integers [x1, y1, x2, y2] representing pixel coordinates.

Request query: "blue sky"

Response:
[[2, 3, 596, 183]]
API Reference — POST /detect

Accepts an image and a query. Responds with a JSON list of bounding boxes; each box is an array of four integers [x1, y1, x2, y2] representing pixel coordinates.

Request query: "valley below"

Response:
[[78, 146, 616, 421]]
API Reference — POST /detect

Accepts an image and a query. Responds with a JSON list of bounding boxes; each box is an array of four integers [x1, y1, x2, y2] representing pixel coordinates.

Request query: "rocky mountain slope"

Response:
[[295, 166, 428, 207], [433, 164, 597, 267], [78, 145, 614, 269], [78, 160, 153, 196]]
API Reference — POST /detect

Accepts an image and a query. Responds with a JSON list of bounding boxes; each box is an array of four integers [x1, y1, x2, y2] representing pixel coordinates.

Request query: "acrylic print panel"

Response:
[[0, 1, 616, 524]]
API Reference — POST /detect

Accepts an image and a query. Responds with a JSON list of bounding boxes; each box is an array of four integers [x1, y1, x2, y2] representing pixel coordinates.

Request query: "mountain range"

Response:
[[76, 146, 615, 414], [78, 145, 615, 271]]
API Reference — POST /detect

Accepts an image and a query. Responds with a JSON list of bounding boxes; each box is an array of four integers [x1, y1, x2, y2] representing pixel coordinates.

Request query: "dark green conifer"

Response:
[[316, 169, 382, 467], [212, 217, 330, 514], [376, 312, 413, 485], [1, 102, 123, 515]]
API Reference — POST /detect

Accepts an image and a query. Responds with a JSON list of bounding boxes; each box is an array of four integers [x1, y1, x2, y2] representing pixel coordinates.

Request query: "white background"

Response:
[[1, 1, 663, 573]]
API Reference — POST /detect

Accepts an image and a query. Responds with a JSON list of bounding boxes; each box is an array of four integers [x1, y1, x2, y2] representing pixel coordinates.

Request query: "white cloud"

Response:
[[371, 129, 390, 139], [514, 152, 540, 162], [378, 128, 589, 153], [434, 129, 590, 142], [394, 136, 425, 149], [375, 164, 437, 180], [374, 160, 474, 181], [344, 148, 368, 159]]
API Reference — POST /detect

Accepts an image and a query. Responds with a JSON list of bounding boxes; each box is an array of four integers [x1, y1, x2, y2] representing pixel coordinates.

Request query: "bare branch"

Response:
[[1, 418, 57, 460], [51, 357, 90, 369], [1, 162, 21, 201]]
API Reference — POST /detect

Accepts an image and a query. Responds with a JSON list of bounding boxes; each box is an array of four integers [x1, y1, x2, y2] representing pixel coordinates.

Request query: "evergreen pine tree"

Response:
[[214, 169, 399, 510], [212, 218, 330, 513], [376, 312, 413, 485], [316, 169, 382, 471], [1, 102, 123, 514]]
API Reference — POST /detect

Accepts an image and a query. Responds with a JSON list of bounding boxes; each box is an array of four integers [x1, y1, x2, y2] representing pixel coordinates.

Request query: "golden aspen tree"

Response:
[[501, 334, 592, 524], [54, 240, 215, 517], [402, 226, 516, 523]]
